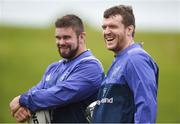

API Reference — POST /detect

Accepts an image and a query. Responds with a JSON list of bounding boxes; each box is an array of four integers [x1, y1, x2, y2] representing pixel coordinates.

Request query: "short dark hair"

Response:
[[104, 5, 135, 37], [55, 14, 84, 36]]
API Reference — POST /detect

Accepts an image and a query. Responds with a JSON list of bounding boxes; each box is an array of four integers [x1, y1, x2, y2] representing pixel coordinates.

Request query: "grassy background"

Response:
[[0, 24, 180, 122]]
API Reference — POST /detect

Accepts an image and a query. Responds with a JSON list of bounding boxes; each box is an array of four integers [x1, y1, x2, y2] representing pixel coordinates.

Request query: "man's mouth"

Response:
[[106, 37, 114, 41], [57, 45, 69, 49], [105, 35, 115, 42], [60, 46, 68, 49]]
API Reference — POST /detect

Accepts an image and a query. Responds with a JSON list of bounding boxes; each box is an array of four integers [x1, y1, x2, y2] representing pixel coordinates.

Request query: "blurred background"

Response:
[[0, 0, 180, 122]]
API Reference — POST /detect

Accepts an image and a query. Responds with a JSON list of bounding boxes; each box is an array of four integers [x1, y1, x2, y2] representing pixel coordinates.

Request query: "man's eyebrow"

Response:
[[55, 35, 61, 38]]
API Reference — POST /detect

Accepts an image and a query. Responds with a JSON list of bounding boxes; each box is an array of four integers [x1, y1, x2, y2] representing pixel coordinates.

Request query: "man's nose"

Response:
[[56, 39, 65, 45], [104, 27, 111, 35]]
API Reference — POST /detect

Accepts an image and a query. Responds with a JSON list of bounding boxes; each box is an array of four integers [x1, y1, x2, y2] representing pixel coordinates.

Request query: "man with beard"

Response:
[[92, 5, 159, 123], [9, 14, 104, 123]]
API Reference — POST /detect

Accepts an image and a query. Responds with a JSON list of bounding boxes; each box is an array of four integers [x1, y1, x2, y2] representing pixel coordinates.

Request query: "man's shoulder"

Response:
[[125, 48, 157, 71], [50, 60, 62, 66], [126, 46, 151, 61], [80, 55, 100, 63], [81, 56, 103, 69], [46, 60, 63, 70]]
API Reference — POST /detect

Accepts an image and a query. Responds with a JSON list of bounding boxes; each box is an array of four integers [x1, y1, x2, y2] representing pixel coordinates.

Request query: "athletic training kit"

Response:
[[93, 43, 159, 123], [19, 50, 104, 123]]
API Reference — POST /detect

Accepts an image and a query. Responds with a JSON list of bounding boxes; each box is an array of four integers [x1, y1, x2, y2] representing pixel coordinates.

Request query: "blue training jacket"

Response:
[[19, 50, 104, 122], [92, 43, 159, 123]]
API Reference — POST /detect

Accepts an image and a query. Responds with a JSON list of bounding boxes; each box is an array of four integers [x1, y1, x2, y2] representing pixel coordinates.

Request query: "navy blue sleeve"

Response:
[[125, 54, 158, 123], [19, 60, 104, 112]]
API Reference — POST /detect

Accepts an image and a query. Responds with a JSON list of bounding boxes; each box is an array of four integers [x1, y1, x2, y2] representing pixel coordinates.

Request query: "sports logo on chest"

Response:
[[58, 70, 71, 81], [107, 65, 123, 83], [45, 74, 51, 81], [111, 65, 122, 78]]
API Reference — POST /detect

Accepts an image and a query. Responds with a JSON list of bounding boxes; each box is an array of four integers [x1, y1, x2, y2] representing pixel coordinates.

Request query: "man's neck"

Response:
[[114, 40, 134, 55], [67, 47, 87, 61]]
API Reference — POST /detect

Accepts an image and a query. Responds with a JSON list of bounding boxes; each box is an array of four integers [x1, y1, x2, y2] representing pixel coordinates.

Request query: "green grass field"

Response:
[[0, 25, 180, 122]]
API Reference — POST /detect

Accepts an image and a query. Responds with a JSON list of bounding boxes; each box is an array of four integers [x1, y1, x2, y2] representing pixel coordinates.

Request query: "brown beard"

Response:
[[57, 41, 79, 59]]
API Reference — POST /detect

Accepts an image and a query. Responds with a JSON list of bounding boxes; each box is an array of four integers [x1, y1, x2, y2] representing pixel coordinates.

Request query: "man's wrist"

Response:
[[19, 93, 28, 108]]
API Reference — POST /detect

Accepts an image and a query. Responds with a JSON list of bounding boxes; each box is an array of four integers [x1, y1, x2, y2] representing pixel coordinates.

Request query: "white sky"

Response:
[[0, 0, 180, 31]]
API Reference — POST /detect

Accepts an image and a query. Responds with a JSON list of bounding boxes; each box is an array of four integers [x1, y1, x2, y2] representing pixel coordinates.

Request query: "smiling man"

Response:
[[9, 14, 104, 123], [92, 5, 159, 123]]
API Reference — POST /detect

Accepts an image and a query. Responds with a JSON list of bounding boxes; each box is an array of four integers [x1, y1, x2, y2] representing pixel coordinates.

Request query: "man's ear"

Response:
[[127, 25, 134, 37], [79, 32, 86, 43]]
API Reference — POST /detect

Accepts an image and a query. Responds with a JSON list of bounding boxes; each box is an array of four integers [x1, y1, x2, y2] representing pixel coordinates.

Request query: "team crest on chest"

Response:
[[46, 74, 51, 81], [111, 65, 121, 78]]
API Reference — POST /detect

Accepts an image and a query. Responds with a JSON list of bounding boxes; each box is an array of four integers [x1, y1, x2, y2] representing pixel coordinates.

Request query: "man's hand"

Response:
[[14, 107, 31, 122], [9, 96, 21, 116], [10, 96, 31, 122]]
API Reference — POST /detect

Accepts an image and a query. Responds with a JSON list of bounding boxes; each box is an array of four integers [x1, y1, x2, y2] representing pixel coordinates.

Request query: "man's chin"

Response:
[[60, 53, 70, 59], [106, 46, 114, 51], [58, 48, 78, 59], [59, 52, 76, 59]]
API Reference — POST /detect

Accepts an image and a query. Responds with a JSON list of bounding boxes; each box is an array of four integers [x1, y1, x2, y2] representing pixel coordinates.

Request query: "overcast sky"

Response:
[[0, 0, 180, 31]]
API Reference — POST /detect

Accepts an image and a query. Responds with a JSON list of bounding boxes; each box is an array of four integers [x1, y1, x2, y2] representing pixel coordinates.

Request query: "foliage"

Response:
[[0, 25, 179, 122]]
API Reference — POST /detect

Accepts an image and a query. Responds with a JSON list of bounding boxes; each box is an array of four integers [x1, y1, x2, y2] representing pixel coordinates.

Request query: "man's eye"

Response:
[[55, 36, 61, 40], [109, 25, 117, 29], [102, 26, 106, 30], [63, 36, 71, 40]]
